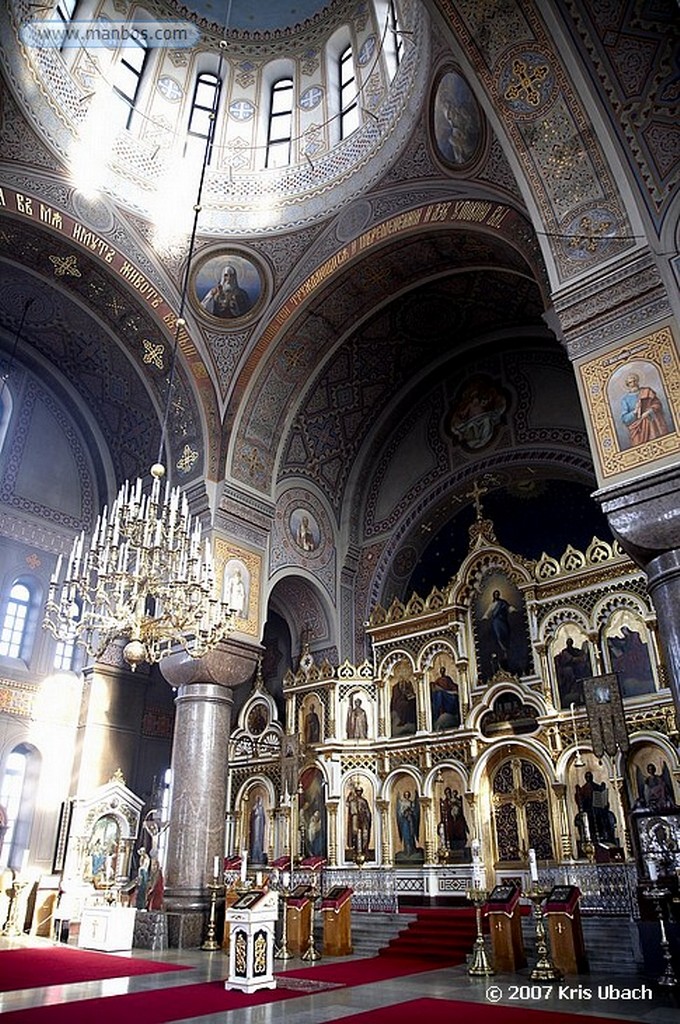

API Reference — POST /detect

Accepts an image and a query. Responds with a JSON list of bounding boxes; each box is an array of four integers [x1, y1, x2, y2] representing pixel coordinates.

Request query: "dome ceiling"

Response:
[[168, 1, 333, 33]]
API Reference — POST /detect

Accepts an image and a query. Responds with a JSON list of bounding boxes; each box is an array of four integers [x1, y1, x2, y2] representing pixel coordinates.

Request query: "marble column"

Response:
[[160, 637, 259, 947]]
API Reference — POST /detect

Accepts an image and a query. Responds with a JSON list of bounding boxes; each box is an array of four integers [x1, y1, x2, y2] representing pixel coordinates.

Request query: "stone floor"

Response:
[[0, 933, 678, 1024]]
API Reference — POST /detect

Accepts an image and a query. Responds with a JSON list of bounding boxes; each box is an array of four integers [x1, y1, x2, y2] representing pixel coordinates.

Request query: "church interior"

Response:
[[0, 1, 679, 1021]]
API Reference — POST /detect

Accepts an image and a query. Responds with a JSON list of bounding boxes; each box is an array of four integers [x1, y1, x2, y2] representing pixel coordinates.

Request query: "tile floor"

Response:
[[0, 933, 678, 1024]]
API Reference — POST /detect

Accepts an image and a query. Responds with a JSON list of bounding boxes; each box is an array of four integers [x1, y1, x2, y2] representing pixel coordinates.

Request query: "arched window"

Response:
[[0, 582, 31, 659], [185, 71, 221, 165], [339, 45, 359, 139], [386, 1, 403, 76], [111, 29, 148, 131], [0, 744, 40, 871], [266, 78, 294, 168]]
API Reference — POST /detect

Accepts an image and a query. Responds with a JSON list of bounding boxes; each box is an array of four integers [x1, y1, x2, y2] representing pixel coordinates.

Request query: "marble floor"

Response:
[[0, 934, 678, 1024]]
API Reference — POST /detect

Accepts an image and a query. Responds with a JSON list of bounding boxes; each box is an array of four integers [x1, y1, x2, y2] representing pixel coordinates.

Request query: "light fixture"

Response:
[[44, 27, 234, 672]]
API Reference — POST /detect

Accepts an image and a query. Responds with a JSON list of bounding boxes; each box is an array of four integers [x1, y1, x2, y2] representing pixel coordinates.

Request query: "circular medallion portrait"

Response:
[[191, 248, 266, 325], [432, 68, 483, 168], [290, 507, 321, 554]]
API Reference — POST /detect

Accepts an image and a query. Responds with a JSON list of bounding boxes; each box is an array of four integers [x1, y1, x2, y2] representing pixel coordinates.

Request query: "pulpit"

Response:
[[543, 885, 588, 975], [286, 884, 313, 956], [225, 888, 279, 993], [321, 885, 353, 956], [485, 882, 526, 972]]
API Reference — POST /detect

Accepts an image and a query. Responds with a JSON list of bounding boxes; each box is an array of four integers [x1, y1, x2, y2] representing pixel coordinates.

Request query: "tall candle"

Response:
[[528, 848, 538, 882], [240, 849, 248, 883], [213, 855, 220, 878], [583, 814, 591, 841]]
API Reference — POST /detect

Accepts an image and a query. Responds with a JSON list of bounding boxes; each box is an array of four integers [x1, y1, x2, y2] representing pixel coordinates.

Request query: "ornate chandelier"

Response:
[[44, 462, 235, 669]]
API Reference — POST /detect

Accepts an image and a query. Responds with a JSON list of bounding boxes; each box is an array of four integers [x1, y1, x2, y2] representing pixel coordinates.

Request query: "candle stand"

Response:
[[301, 876, 321, 962], [466, 886, 494, 976], [526, 888, 563, 981], [274, 878, 292, 961], [201, 876, 224, 951], [2, 879, 29, 938], [642, 885, 677, 988]]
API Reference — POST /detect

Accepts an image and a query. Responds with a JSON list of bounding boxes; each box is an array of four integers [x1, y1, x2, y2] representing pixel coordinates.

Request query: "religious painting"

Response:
[[429, 661, 460, 731], [603, 609, 655, 697], [633, 813, 680, 881], [432, 67, 483, 168], [245, 785, 268, 866], [299, 766, 326, 860], [474, 572, 531, 682], [289, 507, 321, 553], [246, 702, 268, 736], [86, 813, 120, 885], [301, 695, 322, 746], [214, 539, 261, 638], [446, 374, 508, 451], [480, 692, 539, 737], [551, 623, 592, 708], [191, 248, 265, 324], [436, 769, 469, 862], [392, 774, 424, 864], [345, 689, 371, 739], [570, 756, 620, 858], [577, 327, 680, 480], [344, 774, 375, 864], [280, 735, 299, 801], [389, 670, 417, 737], [627, 745, 678, 815]]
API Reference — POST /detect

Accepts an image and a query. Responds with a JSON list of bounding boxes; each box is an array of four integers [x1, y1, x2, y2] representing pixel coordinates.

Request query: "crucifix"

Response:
[[466, 479, 488, 520]]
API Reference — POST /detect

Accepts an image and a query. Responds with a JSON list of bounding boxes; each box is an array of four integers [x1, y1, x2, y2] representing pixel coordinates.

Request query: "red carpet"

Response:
[[283, 953, 448, 985], [0, 979, 302, 1023], [0, 954, 454, 1022], [379, 907, 478, 963], [332, 997, 636, 1024], [0, 946, 189, 992]]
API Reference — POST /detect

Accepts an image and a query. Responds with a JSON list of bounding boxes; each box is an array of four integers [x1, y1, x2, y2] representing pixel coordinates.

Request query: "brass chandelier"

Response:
[[44, 463, 235, 669]]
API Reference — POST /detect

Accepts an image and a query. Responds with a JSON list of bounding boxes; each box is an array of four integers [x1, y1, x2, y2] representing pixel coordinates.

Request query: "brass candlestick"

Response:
[[301, 878, 321, 962], [466, 886, 494, 976], [274, 880, 292, 960], [201, 877, 223, 951], [526, 888, 563, 981], [642, 885, 677, 988]]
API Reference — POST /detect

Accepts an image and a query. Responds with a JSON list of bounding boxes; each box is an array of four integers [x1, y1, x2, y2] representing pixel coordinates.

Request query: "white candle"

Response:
[[647, 860, 658, 881], [528, 848, 538, 882], [240, 849, 248, 883], [583, 815, 591, 841], [213, 855, 220, 878], [283, 871, 290, 888]]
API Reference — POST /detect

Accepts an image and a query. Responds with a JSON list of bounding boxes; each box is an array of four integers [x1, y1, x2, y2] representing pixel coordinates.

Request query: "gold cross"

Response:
[[49, 254, 81, 278], [505, 58, 549, 107], [466, 479, 488, 519]]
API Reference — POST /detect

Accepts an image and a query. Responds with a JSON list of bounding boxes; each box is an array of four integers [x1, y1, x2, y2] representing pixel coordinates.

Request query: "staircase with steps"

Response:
[[376, 907, 479, 964], [521, 915, 643, 976], [345, 911, 418, 957]]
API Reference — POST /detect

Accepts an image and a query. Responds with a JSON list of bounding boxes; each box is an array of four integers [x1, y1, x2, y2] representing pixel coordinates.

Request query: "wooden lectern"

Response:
[[286, 884, 313, 956], [320, 885, 353, 956], [543, 885, 588, 975], [485, 882, 526, 972]]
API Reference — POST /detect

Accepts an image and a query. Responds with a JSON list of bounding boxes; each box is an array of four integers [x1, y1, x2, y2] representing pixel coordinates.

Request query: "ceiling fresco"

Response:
[[168, 1, 333, 32]]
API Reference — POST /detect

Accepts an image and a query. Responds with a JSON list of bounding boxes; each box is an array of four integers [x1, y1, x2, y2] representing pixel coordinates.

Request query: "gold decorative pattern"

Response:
[[234, 930, 248, 976], [142, 339, 165, 369], [176, 444, 199, 473], [253, 930, 267, 974], [49, 254, 81, 277]]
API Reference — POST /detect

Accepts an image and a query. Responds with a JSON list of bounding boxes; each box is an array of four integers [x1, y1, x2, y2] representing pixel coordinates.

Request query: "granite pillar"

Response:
[[160, 638, 260, 947]]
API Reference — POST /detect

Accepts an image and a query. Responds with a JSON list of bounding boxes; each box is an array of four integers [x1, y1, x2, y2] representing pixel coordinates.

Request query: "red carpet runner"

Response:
[[0, 946, 188, 992], [378, 907, 479, 963], [331, 997, 636, 1024]]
